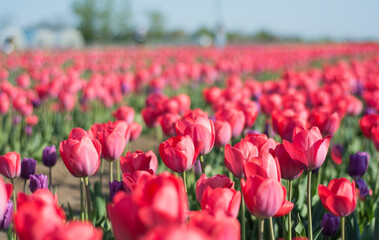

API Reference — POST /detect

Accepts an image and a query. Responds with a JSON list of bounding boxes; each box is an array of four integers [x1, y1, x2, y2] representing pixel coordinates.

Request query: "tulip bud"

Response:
[[214, 120, 232, 147], [0, 152, 21, 179], [331, 144, 343, 165], [109, 180, 124, 202], [321, 213, 340, 237], [159, 135, 197, 173], [355, 178, 369, 198], [20, 158, 37, 180], [42, 145, 57, 167], [29, 174, 48, 193], [347, 151, 369, 178], [0, 200, 13, 230]]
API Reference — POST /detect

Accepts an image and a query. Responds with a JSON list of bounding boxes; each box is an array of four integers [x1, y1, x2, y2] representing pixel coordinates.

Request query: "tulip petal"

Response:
[[274, 200, 294, 217], [283, 140, 307, 169]]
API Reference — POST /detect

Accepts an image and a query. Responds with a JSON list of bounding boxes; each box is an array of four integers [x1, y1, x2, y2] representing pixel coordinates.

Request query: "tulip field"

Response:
[[1, 43, 379, 240]]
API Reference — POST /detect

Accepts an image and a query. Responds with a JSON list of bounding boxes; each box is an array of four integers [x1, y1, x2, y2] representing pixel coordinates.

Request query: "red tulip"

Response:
[[241, 175, 285, 218], [359, 114, 379, 139], [259, 93, 282, 115], [271, 109, 307, 141], [141, 225, 210, 240], [0, 177, 8, 220], [309, 109, 340, 136], [215, 108, 245, 138], [195, 173, 234, 203], [244, 133, 278, 155], [159, 113, 181, 137], [183, 108, 209, 119], [0, 152, 21, 179], [98, 127, 127, 161], [371, 127, 379, 151], [129, 122, 142, 141], [122, 170, 154, 194], [112, 106, 135, 124], [243, 152, 281, 181], [238, 100, 258, 128], [108, 172, 189, 239], [224, 140, 258, 178], [214, 120, 232, 147], [318, 178, 356, 217], [283, 126, 331, 170], [175, 115, 215, 156], [0, 93, 10, 114], [173, 94, 191, 115], [189, 211, 240, 240], [120, 150, 158, 174], [59, 128, 102, 178], [203, 87, 223, 104], [159, 135, 196, 173], [142, 107, 160, 127], [50, 221, 103, 240], [200, 187, 241, 218], [26, 115, 39, 126], [274, 144, 304, 180], [14, 189, 66, 240]]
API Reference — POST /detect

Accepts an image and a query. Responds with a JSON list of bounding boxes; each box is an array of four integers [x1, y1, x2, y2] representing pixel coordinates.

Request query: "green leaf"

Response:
[[295, 213, 306, 236], [67, 201, 73, 220], [313, 227, 323, 240], [361, 220, 375, 240]]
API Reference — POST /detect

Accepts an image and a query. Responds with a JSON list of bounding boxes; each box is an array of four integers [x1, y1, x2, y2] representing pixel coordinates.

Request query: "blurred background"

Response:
[[0, 0, 379, 50]]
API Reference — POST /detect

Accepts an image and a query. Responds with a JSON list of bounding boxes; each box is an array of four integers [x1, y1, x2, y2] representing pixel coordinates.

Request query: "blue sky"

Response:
[[1, 0, 379, 40]]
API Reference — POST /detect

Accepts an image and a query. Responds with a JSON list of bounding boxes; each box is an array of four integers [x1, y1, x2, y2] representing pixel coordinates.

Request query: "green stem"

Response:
[[341, 216, 346, 240], [110, 161, 113, 183], [23, 179, 26, 193], [259, 218, 265, 240], [288, 180, 292, 240], [100, 159, 104, 189], [49, 166, 52, 191], [375, 151, 379, 196], [307, 171, 313, 240], [199, 155, 205, 173], [269, 217, 275, 240], [117, 159, 121, 181], [80, 178, 85, 221], [84, 177, 92, 221], [241, 182, 246, 240], [10, 178, 16, 211], [182, 171, 187, 192]]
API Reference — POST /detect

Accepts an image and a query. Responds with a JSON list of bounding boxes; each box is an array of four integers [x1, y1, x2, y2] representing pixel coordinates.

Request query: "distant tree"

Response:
[[98, 0, 114, 42], [114, 0, 132, 41], [193, 27, 214, 38], [148, 11, 165, 39], [253, 30, 278, 42], [72, 0, 99, 42]]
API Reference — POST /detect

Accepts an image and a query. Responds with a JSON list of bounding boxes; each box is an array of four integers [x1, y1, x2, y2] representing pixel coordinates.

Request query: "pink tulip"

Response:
[[59, 128, 102, 178]]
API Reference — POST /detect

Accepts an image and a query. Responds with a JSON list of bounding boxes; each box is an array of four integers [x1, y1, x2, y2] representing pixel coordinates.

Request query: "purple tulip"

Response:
[[0, 200, 13, 230], [29, 174, 48, 193], [25, 125, 33, 136], [20, 158, 37, 180], [42, 145, 57, 167], [348, 151, 369, 178], [321, 212, 340, 237], [12, 116, 21, 125], [109, 180, 124, 201], [355, 178, 369, 198]]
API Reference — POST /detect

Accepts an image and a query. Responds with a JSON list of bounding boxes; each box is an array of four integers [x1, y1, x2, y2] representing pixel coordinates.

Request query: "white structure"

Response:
[[0, 27, 84, 49], [0, 27, 27, 50], [31, 28, 55, 48], [56, 29, 84, 48]]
